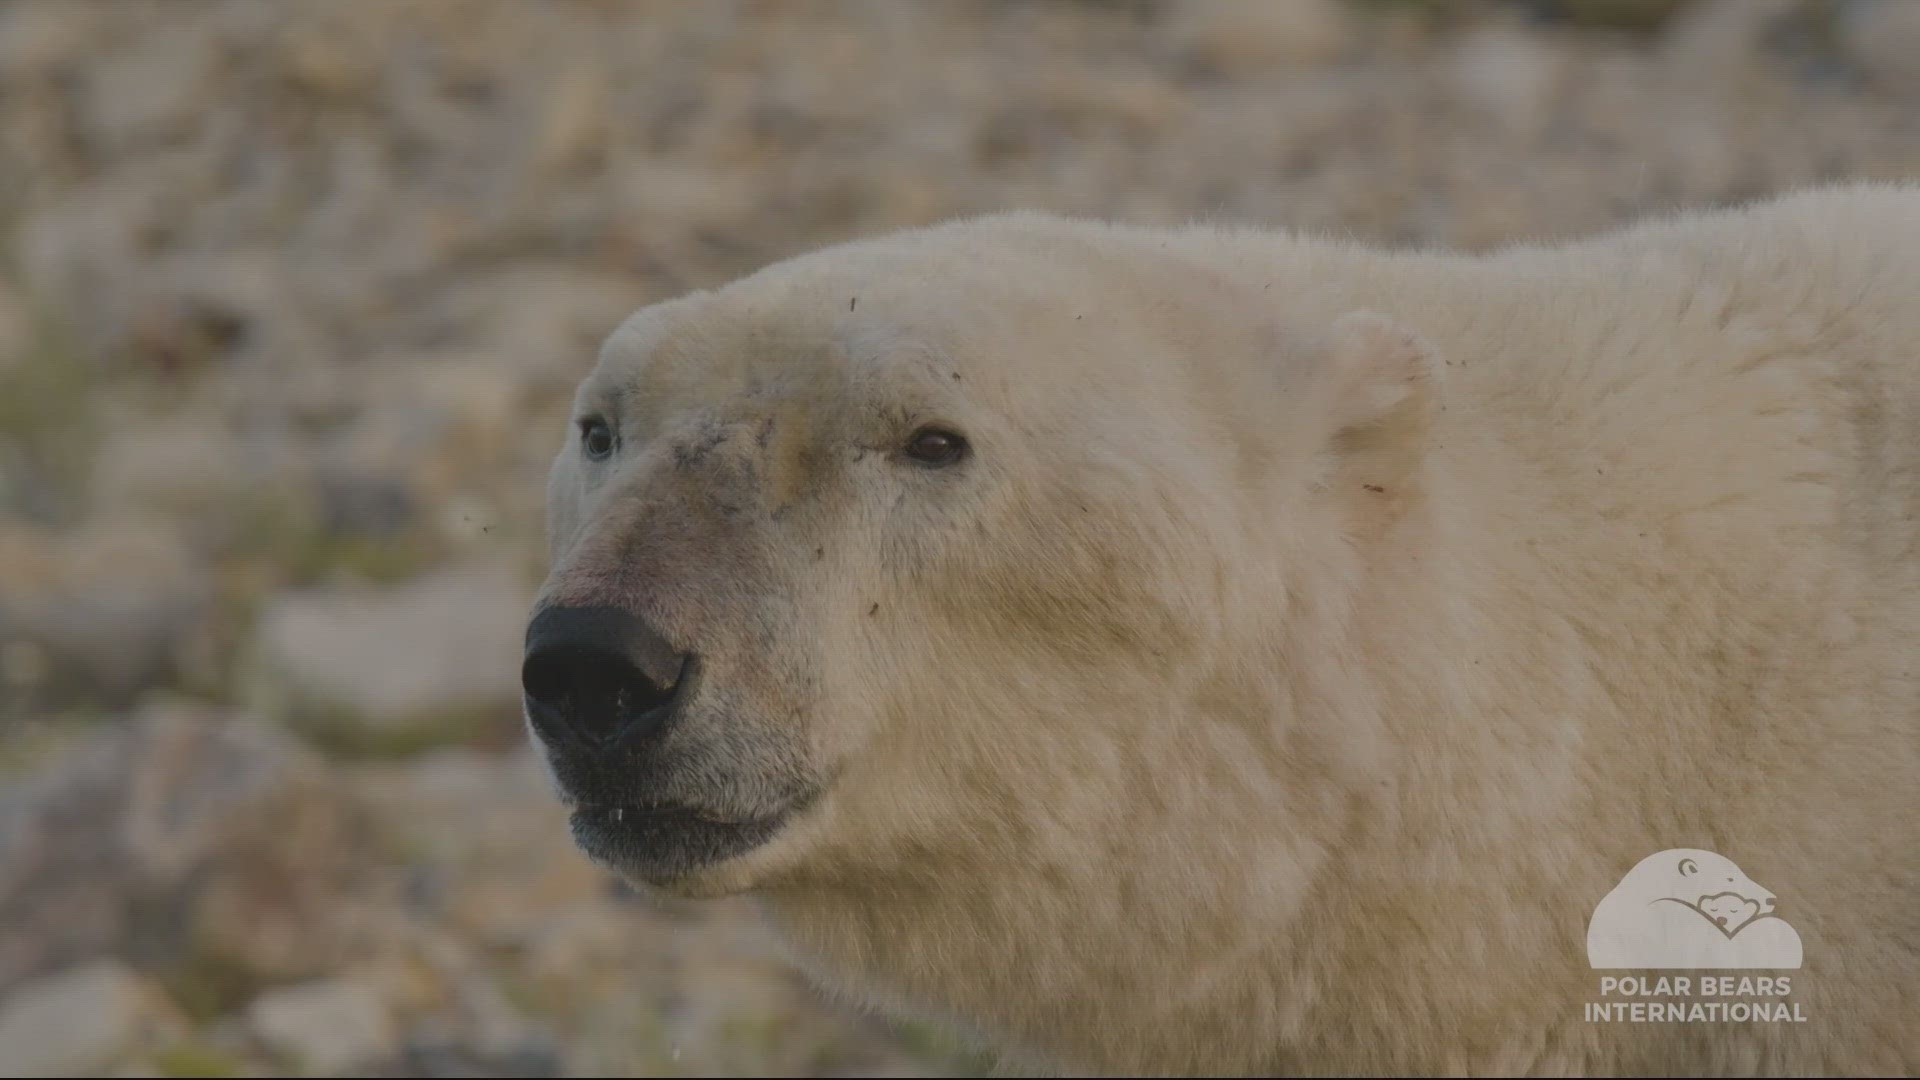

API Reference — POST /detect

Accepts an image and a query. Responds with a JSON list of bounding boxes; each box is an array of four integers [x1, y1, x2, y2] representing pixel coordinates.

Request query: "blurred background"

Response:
[[0, 0, 1915, 1075]]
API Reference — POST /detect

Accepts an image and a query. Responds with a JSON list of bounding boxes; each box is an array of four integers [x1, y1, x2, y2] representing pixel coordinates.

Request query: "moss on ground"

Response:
[[0, 297, 95, 525], [153, 1039, 245, 1079]]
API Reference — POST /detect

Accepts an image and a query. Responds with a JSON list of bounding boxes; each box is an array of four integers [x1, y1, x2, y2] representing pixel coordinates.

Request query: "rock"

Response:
[[0, 709, 360, 1000], [0, 4, 107, 78], [422, 268, 645, 378], [312, 464, 418, 539], [1548, 0, 1690, 30], [350, 748, 603, 942], [531, 63, 610, 175], [0, 512, 213, 712], [518, 900, 636, 990], [402, 1033, 566, 1079], [79, 27, 217, 151], [247, 563, 535, 747], [247, 977, 397, 1076], [13, 182, 174, 368], [324, 351, 544, 520], [454, 977, 550, 1067], [1167, 0, 1352, 76], [0, 282, 30, 372], [0, 960, 180, 1077], [1659, 0, 1800, 84], [340, 953, 446, 1017], [1838, 0, 1920, 99], [1446, 28, 1566, 139], [119, 252, 326, 377], [89, 415, 256, 519]]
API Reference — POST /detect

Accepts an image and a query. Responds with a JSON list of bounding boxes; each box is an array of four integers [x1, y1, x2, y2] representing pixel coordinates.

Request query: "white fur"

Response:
[[546, 185, 1920, 1074]]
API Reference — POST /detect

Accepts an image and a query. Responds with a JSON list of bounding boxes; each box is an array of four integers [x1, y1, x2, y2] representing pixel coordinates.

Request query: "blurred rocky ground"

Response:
[[0, 0, 1916, 1075]]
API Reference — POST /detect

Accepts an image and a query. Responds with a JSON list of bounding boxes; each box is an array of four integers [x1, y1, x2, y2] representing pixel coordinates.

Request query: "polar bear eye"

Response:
[[580, 417, 617, 461], [902, 426, 968, 467]]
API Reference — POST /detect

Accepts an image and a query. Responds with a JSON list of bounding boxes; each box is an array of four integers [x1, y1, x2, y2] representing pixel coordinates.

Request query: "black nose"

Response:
[[522, 606, 695, 751]]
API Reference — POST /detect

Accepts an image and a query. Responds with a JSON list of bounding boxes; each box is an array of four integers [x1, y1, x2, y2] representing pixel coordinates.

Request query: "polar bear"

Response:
[[1697, 891, 1763, 934], [1588, 848, 1802, 969], [523, 185, 1920, 1075]]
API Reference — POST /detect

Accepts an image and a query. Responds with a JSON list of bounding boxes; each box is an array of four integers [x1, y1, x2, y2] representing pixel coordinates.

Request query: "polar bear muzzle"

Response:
[[520, 602, 800, 881]]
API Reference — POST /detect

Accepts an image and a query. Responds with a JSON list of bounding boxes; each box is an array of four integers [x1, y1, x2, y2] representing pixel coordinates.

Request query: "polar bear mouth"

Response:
[[567, 799, 793, 881]]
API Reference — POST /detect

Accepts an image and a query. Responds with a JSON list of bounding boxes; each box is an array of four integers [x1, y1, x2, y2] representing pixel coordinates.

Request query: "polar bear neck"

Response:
[[757, 191, 1920, 1074]]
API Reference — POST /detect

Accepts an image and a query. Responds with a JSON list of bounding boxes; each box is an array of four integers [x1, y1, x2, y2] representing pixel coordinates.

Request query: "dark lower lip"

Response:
[[567, 801, 789, 881]]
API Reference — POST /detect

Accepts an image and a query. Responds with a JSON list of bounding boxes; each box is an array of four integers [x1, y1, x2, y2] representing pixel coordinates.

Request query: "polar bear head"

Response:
[[1612, 848, 1778, 921], [1698, 892, 1762, 933], [520, 215, 1438, 895]]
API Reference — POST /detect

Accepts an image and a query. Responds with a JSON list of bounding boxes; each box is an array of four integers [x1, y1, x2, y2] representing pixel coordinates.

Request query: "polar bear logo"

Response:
[[1587, 849, 1802, 969]]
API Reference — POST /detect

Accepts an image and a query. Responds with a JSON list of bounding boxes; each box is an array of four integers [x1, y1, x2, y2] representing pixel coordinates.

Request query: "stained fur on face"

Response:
[[536, 185, 1920, 1074]]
